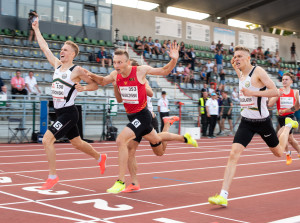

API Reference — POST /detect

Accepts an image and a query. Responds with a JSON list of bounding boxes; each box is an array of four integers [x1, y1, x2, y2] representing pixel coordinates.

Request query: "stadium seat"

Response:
[[91, 39, 98, 45], [13, 39, 22, 46], [50, 34, 58, 41], [44, 74, 53, 83], [14, 29, 23, 37], [23, 61, 32, 69], [32, 41, 39, 48], [42, 62, 52, 70], [67, 36, 74, 41], [187, 83, 194, 89], [3, 28, 12, 36], [83, 38, 90, 44], [91, 66, 99, 73], [98, 40, 105, 46], [33, 61, 41, 69], [106, 41, 113, 47], [158, 54, 163, 60], [3, 38, 12, 45], [151, 54, 158, 60], [12, 48, 22, 56], [2, 47, 11, 55], [52, 42, 60, 49], [23, 49, 31, 57], [59, 35, 66, 42], [79, 54, 88, 62], [0, 71, 10, 80], [1, 59, 11, 67], [75, 37, 82, 43], [42, 33, 50, 40], [122, 35, 129, 41], [54, 52, 60, 58], [32, 50, 41, 58], [34, 73, 43, 82], [12, 60, 21, 68], [100, 67, 107, 74], [129, 36, 135, 42], [180, 83, 187, 89], [86, 46, 93, 53], [108, 67, 114, 73]]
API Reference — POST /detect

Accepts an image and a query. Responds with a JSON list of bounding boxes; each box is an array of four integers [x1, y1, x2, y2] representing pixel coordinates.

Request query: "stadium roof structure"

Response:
[[148, 0, 300, 33]]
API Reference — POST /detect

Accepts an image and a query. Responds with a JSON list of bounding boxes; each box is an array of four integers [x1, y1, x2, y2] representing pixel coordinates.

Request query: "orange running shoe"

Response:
[[99, 154, 107, 174], [40, 177, 59, 190], [122, 183, 140, 193], [298, 154, 300, 158], [286, 154, 292, 165], [163, 116, 179, 126]]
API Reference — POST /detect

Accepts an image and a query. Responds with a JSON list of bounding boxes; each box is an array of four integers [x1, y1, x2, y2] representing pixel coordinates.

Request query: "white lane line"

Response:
[[103, 187, 300, 221], [115, 195, 164, 206], [16, 174, 96, 192], [190, 211, 249, 223], [0, 206, 86, 222], [0, 190, 100, 221], [269, 215, 300, 223]]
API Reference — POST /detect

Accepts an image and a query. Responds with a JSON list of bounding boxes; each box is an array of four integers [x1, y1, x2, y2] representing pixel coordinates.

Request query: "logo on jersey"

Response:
[[62, 73, 67, 79], [245, 81, 250, 88], [132, 119, 141, 128], [129, 78, 135, 81], [124, 81, 128, 85], [53, 121, 63, 130]]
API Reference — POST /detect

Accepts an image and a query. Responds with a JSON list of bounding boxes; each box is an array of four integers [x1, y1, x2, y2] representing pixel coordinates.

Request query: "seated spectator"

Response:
[[201, 83, 209, 93], [179, 41, 186, 59], [216, 40, 222, 52], [0, 77, 5, 94], [134, 36, 144, 50], [251, 48, 258, 58], [210, 41, 216, 52], [1, 85, 7, 95], [296, 68, 300, 81], [257, 46, 264, 60], [208, 82, 215, 95], [267, 54, 279, 67], [275, 49, 281, 63], [219, 69, 226, 88], [97, 46, 112, 67], [214, 50, 223, 73], [176, 62, 185, 83], [185, 47, 196, 71], [153, 39, 163, 55], [289, 68, 295, 75], [88, 52, 96, 62], [146, 36, 155, 54], [231, 87, 239, 103], [210, 66, 218, 90], [11, 70, 27, 99], [200, 67, 207, 81], [183, 63, 192, 83], [251, 60, 257, 66], [264, 48, 270, 59], [25, 71, 41, 96], [278, 67, 284, 82], [166, 40, 171, 50], [205, 59, 215, 84], [161, 40, 168, 54], [229, 42, 234, 55]]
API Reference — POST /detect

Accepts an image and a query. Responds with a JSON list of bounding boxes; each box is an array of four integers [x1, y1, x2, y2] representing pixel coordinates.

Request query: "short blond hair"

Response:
[[65, 40, 79, 58], [234, 45, 250, 55], [114, 49, 129, 60], [283, 72, 295, 81]]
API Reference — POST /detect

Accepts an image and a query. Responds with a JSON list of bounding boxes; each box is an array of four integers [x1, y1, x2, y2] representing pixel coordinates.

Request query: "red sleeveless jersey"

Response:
[[277, 88, 295, 116], [116, 66, 147, 114]]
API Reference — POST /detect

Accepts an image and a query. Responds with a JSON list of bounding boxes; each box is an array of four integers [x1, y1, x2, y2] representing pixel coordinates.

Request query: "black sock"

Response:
[[184, 137, 188, 143]]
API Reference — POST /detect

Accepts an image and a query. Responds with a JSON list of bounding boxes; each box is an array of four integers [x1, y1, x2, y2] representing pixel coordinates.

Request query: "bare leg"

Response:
[[271, 126, 291, 157], [69, 136, 100, 160], [288, 134, 300, 153], [42, 130, 57, 175], [228, 119, 233, 132], [222, 143, 244, 191], [127, 140, 139, 185]]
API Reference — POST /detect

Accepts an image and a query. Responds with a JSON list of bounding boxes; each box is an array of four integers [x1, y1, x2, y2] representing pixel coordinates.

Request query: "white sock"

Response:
[[287, 151, 291, 155], [48, 175, 57, 179], [98, 155, 102, 163], [220, 189, 228, 199], [285, 123, 292, 128]]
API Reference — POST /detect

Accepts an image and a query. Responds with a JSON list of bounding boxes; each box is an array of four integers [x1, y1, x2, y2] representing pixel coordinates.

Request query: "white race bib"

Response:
[[119, 86, 139, 104], [52, 81, 65, 102], [280, 97, 293, 108], [239, 91, 254, 108]]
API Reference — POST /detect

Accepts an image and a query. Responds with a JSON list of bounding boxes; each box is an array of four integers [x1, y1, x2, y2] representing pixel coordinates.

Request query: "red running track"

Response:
[[0, 135, 300, 223]]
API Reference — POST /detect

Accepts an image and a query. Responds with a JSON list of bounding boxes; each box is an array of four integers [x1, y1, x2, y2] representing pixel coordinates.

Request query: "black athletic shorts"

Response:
[[134, 114, 159, 143], [278, 114, 295, 134], [222, 113, 232, 120], [49, 105, 80, 140], [233, 116, 279, 148], [127, 107, 153, 142]]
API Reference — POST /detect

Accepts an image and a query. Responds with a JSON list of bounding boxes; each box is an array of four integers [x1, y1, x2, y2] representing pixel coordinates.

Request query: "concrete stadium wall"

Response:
[[112, 5, 300, 61]]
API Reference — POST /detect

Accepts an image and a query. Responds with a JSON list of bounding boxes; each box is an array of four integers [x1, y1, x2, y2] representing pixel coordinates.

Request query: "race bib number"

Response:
[[119, 86, 139, 104], [239, 91, 254, 108], [280, 97, 293, 108], [52, 81, 65, 102]]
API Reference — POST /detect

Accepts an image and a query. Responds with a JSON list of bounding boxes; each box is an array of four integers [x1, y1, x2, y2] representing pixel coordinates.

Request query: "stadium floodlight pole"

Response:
[[114, 28, 120, 44]]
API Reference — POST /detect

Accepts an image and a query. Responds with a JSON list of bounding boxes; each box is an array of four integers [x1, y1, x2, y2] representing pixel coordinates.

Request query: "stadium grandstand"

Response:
[[0, 0, 299, 142]]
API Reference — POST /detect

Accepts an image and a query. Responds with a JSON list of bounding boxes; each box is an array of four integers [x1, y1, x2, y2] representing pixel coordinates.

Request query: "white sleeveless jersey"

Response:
[[147, 96, 153, 112], [52, 65, 78, 109], [239, 67, 269, 119]]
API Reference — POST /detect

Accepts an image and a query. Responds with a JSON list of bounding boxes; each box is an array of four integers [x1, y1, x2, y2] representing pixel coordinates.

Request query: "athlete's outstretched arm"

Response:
[[113, 82, 122, 103], [32, 17, 60, 68], [145, 80, 153, 97], [86, 70, 115, 86], [75, 67, 98, 92], [268, 96, 279, 107]]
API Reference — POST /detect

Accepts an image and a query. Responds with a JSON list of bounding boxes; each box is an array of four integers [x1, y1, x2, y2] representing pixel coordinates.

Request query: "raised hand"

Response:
[[231, 57, 237, 70], [32, 16, 39, 31], [167, 42, 179, 60]]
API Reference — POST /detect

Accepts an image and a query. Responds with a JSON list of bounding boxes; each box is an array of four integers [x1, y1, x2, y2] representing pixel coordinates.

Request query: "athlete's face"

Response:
[[60, 44, 75, 62], [233, 50, 250, 70], [113, 54, 130, 73], [282, 76, 292, 87]]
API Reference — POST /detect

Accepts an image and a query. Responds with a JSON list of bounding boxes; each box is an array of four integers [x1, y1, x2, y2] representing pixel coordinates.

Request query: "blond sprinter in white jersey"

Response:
[[208, 45, 298, 207], [32, 16, 107, 190]]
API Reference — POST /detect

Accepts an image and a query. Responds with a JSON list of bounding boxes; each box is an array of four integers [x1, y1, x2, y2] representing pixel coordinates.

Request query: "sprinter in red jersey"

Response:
[[268, 73, 300, 165], [87, 44, 198, 193]]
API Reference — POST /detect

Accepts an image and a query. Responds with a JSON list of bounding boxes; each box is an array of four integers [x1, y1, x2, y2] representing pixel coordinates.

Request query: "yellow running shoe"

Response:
[[286, 154, 292, 165], [208, 194, 228, 207], [184, 133, 198, 148], [107, 180, 125, 194], [285, 117, 298, 129]]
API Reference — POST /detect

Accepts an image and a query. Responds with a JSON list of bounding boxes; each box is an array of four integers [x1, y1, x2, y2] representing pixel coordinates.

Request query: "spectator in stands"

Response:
[[179, 41, 185, 59], [251, 48, 258, 59], [275, 49, 281, 63], [0, 85, 7, 95], [264, 48, 270, 59], [166, 40, 172, 50], [201, 83, 209, 93], [147, 37, 155, 54], [251, 60, 257, 66], [183, 63, 192, 83], [97, 46, 112, 67], [176, 62, 185, 83], [214, 50, 223, 73], [88, 52, 96, 62], [231, 87, 239, 103], [291, 42, 296, 61], [257, 46, 264, 60], [208, 82, 215, 95], [134, 36, 144, 50], [210, 41, 216, 52], [0, 77, 5, 94], [220, 91, 233, 136], [200, 66, 207, 81], [278, 67, 284, 82], [153, 39, 163, 55], [186, 47, 196, 71], [199, 90, 209, 137], [216, 41, 222, 51], [219, 69, 226, 89], [215, 85, 223, 96], [206, 92, 219, 138], [289, 68, 294, 75], [157, 91, 169, 132], [28, 10, 38, 43], [267, 54, 279, 68], [210, 66, 218, 89], [296, 68, 300, 81], [11, 70, 27, 99], [161, 40, 168, 53], [25, 71, 41, 97], [229, 42, 234, 55], [205, 59, 215, 84]]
